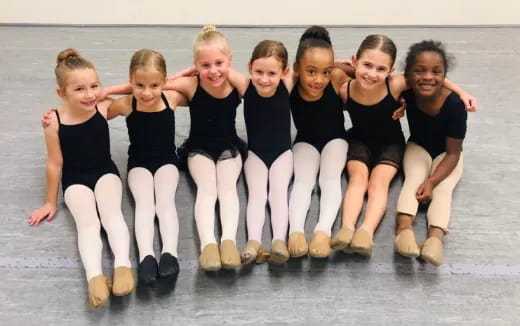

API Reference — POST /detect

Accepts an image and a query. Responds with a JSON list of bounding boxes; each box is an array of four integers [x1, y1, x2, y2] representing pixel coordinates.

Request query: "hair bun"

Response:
[[300, 25, 331, 46], [57, 48, 80, 65], [201, 24, 217, 34]]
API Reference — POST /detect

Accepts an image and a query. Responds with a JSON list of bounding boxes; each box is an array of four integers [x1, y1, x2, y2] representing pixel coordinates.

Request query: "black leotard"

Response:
[[179, 78, 245, 162], [56, 107, 119, 192], [126, 93, 178, 175], [244, 81, 291, 168], [403, 90, 467, 158], [344, 78, 405, 168], [290, 81, 347, 152]]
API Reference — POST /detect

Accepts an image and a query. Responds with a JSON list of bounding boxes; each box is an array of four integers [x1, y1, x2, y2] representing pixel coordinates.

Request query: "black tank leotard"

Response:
[[126, 93, 178, 175], [344, 78, 405, 168], [290, 81, 347, 152], [244, 81, 291, 168], [180, 78, 245, 162], [56, 107, 119, 193]]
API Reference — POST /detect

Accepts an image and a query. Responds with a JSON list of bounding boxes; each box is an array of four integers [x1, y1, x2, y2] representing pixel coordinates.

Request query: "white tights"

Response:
[[188, 153, 242, 249], [288, 139, 348, 236], [128, 164, 180, 262], [64, 173, 131, 281], [244, 150, 293, 242]]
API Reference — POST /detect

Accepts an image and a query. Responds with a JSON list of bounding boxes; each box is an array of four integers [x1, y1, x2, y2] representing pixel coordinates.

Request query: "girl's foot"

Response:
[[241, 240, 261, 264], [330, 227, 354, 250], [269, 239, 290, 264], [88, 275, 111, 310], [199, 243, 221, 271], [158, 253, 180, 279], [309, 231, 331, 258], [288, 232, 308, 258], [350, 229, 374, 257], [421, 237, 443, 266], [112, 266, 135, 296], [220, 240, 241, 269], [138, 255, 158, 286], [394, 229, 420, 258]]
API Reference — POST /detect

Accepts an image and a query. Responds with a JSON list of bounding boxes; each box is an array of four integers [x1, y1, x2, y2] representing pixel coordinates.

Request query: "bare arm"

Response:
[[163, 76, 197, 101], [416, 137, 462, 203], [102, 84, 132, 98], [331, 68, 351, 101], [227, 68, 249, 97], [164, 90, 189, 108], [29, 114, 63, 226], [281, 68, 296, 93], [443, 79, 478, 112], [334, 58, 356, 78]]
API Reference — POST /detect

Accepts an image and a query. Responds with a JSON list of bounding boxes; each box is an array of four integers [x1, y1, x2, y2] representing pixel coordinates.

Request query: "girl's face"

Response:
[[249, 56, 286, 97], [295, 47, 333, 101], [354, 49, 394, 89], [408, 51, 446, 98], [59, 68, 101, 111], [195, 44, 231, 88], [130, 68, 166, 108]]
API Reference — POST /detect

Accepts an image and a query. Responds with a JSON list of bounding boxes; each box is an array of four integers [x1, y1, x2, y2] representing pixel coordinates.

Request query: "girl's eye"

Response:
[[377, 67, 387, 72], [323, 70, 331, 76], [307, 69, 315, 75], [91, 84, 99, 89], [364, 63, 372, 68], [75, 87, 83, 91], [269, 72, 276, 76]]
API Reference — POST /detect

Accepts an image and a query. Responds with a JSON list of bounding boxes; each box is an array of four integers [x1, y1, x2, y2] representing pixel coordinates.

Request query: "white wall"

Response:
[[1, 0, 519, 25]]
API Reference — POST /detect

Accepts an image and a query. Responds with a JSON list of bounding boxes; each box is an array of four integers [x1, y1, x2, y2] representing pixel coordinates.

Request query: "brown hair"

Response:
[[55, 48, 95, 89], [356, 35, 397, 67], [129, 49, 167, 78], [249, 40, 288, 70], [295, 25, 333, 64], [193, 24, 230, 58]]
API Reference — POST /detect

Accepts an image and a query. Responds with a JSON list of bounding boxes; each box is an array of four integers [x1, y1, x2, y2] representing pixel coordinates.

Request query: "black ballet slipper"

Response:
[[138, 255, 158, 286], [158, 252, 180, 279]]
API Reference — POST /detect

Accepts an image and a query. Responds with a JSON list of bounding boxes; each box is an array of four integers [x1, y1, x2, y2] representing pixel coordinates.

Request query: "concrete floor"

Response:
[[0, 26, 519, 325]]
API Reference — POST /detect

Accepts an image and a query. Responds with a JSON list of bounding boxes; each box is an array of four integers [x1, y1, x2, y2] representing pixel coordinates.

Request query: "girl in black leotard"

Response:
[[332, 35, 475, 257], [222, 40, 296, 265], [286, 26, 353, 259], [394, 41, 470, 266], [165, 25, 245, 271], [30, 49, 134, 310], [105, 49, 187, 285]]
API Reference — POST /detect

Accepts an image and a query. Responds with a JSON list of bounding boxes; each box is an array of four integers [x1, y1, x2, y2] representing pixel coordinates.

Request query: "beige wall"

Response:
[[1, 0, 519, 25]]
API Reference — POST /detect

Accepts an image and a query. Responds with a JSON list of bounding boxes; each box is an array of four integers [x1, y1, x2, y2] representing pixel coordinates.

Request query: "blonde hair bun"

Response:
[[57, 48, 80, 65]]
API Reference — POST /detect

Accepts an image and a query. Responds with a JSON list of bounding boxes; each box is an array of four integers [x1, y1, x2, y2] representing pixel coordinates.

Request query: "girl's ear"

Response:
[[248, 62, 253, 75], [56, 88, 65, 99], [351, 55, 357, 66], [282, 67, 289, 77], [389, 67, 395, 75], [293, 62, 299, 77]]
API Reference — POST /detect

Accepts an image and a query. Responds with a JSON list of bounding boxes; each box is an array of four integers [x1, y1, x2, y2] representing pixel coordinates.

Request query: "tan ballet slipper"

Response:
[[421, 237, 443, 266], [350, 229, 374, 257], [268, 239, 290, 264], [199, 243, 221, 271], [220, 240, 241, 269], [288, 232, 308, 258], [255, 245, 270, 264], [112, 266, 135, 296], [394, 229, 420, 258], [88, 275, 111, 310], [330, 226, 354, 250], [309, 231, 331, 258], [241, 240, 261, 264]]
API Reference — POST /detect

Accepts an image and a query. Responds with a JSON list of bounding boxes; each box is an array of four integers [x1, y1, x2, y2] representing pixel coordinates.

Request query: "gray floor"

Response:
[[1, 26, 519, 325]]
